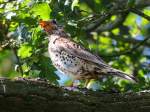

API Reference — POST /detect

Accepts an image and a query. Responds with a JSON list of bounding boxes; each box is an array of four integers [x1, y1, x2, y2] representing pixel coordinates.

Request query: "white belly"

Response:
[[48, 43, 83, 79]]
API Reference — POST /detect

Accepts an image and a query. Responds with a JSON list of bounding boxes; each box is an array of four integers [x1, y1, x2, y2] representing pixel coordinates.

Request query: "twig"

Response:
[[105, 35, 150, 47], [95, 13, 128, 33], [127, 36, 150, 53], [130, 8, 150, 21], [85, 11, 115, 32], [12, 48, 24, 76], [84, 0, 150, 32], [100, 36, 150, 57]]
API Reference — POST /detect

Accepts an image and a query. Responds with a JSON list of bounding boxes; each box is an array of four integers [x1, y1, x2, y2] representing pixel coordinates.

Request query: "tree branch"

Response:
[[85, 0, 150, 33], [100, 35, 150, 57], [106, 35, 150, 47], [0, 78, 150, 112], [85, 10, 126, 32], [134, 0, 150, 8], [95, 14, 127, 33], [130, 8, 150, 21]]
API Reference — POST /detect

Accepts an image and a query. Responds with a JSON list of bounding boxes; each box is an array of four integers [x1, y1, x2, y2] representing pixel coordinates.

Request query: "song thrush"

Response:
[[39, 20, 136, 87]]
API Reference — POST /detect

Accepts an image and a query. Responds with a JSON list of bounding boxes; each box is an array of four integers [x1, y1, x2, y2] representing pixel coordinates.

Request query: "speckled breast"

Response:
[[47, 35, 98, 80]]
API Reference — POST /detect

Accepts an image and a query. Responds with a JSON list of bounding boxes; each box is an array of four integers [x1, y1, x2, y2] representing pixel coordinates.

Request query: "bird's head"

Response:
[[39, 19, 58, 34]]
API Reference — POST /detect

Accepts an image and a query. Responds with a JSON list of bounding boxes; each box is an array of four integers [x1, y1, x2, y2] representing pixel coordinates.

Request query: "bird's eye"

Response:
[[51, 19, 57, 24]]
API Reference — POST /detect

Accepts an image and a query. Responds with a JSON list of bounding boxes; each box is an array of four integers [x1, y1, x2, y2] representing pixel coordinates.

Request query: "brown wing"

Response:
[[54, 37, 109, 67]]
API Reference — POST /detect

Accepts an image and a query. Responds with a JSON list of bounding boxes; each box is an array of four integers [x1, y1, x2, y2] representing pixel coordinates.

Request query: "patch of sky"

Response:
[[136, 16, 142, 26], [135, 35, 144, 40], [143, 47, 150, 56], [55, 70, 72, 86]]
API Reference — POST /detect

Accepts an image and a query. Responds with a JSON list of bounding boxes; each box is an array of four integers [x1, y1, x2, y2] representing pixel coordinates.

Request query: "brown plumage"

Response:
[[39, 20, 136, 84]]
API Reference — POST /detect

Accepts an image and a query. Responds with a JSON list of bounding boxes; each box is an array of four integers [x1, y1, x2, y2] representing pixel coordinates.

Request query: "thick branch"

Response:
[[0, 78, 150, 112]]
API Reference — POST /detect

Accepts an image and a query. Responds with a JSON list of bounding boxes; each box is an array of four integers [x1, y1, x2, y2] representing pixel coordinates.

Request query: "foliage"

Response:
[[0, 0, 150, 92]]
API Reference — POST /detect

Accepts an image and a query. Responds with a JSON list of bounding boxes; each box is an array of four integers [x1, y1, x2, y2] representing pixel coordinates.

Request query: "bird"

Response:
[[39, 19, 136, 87]]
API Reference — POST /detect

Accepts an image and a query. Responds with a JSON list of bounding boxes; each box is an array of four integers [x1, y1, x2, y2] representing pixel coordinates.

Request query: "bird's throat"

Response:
[[47, 29, 68, 38]]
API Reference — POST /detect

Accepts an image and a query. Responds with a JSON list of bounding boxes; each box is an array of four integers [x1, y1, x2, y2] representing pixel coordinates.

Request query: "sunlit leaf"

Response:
[[18, 43, 33, 59], [79, 3, 92, 14], [111, 15, 117, 21], [29, 70, 41, 78], [22, 63, 30, 72], [99, 36, 112, 44], [31, 3, 51, 20], [112, 28, 119, 35], [71, 0, 79, 11]]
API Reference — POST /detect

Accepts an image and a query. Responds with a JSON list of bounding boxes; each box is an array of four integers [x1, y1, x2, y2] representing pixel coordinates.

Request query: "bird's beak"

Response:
[[39, 20, 46, 28], [39, 20, 54, 33]]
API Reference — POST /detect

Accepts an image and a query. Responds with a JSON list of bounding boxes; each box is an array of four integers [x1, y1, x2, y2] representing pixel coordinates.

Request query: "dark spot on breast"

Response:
[[67, 54, 71, 58], [66, 58, 69, 61]]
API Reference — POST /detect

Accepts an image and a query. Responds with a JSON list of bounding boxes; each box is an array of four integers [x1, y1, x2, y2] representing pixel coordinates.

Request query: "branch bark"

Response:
[[0, 78, 150, 112]]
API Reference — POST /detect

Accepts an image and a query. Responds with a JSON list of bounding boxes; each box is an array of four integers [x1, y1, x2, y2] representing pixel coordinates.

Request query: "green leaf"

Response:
[[29, 70, 41, 78], [127, 0, 135, 7], [38, 56, 59, 84], [112, 28, 120, 35], [71, 0, 79, 11], [124, 13, 136, 26], [18, 43, 33, 59], [31, 27, 41, 44], [31, 3, 51, 20], [22, 63, 30, 72], [0, 8, 4, 13], [0, 0, 4, 3]]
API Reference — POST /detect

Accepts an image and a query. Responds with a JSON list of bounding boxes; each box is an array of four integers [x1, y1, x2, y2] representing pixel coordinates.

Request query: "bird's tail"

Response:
[[104, 68, 137, 83]]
